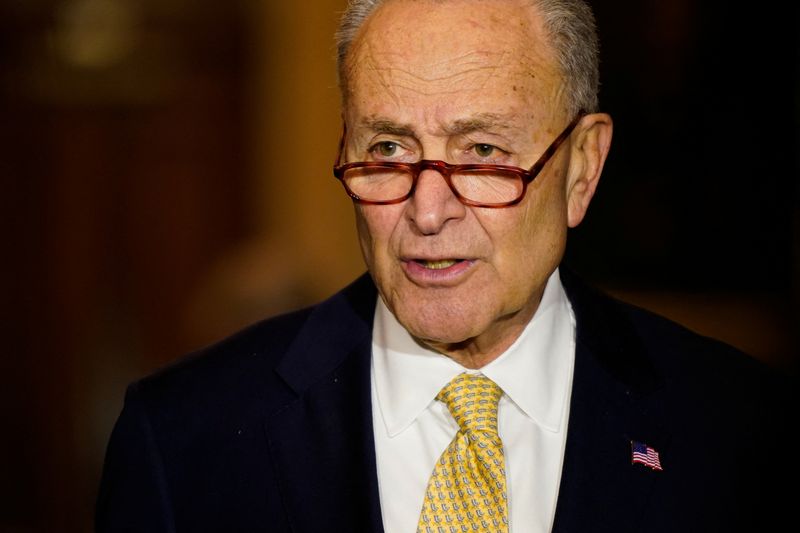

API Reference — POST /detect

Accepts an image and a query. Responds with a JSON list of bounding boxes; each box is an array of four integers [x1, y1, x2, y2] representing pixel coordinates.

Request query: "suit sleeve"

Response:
[[95, 383, 175, 533]]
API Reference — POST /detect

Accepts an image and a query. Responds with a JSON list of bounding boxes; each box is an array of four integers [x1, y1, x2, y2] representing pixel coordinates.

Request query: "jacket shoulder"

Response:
[[614, 290, 784, 388], [561, 268, 783, 384], [130, 273, 377, 418], [129, 307, 311, 434]]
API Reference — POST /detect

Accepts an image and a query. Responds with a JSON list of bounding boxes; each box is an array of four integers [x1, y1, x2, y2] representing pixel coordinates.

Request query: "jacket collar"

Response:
[[274, 274, 376, 394], [266, 274, 384, 532]]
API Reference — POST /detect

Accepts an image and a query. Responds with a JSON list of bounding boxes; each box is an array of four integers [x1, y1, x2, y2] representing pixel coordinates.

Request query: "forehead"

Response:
[[343, 0, 564, 129]]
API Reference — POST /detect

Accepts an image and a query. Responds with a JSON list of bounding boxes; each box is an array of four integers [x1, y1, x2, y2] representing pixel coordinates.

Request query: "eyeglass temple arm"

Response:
[[526, 111, 586, 180]]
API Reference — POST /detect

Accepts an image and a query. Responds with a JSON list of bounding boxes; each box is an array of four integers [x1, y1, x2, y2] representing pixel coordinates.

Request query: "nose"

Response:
[[405, 167, 467, 235]]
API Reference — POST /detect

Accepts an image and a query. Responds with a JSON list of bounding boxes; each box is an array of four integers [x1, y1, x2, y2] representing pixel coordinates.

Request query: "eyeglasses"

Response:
[[333, 112, 584, 208]]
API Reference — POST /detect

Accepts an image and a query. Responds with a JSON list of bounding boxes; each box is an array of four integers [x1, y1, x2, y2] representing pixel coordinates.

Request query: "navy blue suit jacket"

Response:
[[96, 270, 794, 532]]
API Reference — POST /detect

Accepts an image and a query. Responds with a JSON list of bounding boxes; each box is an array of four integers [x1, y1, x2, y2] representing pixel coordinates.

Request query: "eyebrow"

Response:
[[359, 117, 416, 137], [358, 112, 517, 138], [443, 113, 517, 136]]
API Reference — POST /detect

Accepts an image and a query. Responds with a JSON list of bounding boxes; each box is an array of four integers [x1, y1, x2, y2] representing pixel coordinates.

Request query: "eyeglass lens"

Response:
[[342, 166, 525, 205]]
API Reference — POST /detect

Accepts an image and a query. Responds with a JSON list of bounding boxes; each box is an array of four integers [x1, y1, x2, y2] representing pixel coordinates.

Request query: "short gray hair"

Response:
[[335, 0, 600, 115]]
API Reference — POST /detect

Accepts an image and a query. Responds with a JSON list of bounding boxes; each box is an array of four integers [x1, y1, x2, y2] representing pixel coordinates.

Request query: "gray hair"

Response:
[[335, 0, 600, 115]]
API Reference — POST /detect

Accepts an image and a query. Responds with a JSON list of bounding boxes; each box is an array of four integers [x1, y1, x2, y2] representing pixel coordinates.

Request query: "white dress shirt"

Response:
[[371, 269, 577, 533]]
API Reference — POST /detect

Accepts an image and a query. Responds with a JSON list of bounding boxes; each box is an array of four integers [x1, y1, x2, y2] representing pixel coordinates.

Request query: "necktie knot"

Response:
[[437, 373, 502, 435]]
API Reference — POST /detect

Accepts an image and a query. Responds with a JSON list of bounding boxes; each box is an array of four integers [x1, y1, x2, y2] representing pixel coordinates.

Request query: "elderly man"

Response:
[[97, 0, 791, 532]]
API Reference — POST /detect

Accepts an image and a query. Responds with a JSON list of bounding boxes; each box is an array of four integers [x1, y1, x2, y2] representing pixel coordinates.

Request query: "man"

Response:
[[96, 0, 792, 531]]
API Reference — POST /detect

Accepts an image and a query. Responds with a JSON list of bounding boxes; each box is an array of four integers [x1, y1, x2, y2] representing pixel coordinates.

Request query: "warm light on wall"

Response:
[[52, 0, 140, 70]]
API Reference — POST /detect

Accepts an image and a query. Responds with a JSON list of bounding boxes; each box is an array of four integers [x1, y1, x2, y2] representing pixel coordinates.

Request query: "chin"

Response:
[[394, 299, 490, 347]]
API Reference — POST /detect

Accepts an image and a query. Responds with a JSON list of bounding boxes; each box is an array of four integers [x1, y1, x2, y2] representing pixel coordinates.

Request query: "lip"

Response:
[[401, 257, 476, 286]]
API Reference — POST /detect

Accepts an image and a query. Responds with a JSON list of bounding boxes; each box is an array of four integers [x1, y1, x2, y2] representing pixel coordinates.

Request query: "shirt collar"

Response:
[[372, 269, 576, 437]]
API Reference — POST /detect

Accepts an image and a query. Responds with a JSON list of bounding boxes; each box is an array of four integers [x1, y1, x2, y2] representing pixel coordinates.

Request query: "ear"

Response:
[[565, 113, 613, 228]]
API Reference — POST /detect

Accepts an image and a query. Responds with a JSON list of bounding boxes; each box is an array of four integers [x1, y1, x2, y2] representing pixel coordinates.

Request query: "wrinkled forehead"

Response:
[[342, 0, 563, 112]]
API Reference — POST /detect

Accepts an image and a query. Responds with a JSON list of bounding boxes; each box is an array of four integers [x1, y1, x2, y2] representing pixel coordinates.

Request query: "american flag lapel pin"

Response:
[[631, 441, 663, 471]]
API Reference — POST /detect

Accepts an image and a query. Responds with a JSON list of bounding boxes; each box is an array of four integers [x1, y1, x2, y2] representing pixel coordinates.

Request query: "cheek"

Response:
[[490, 176, 569, 272], [524, 164, 570, 230], [354, 205, 404, 264]]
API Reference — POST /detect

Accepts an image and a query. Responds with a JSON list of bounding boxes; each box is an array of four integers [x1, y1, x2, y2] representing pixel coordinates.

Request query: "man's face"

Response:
[[342, 0, 602, 365]]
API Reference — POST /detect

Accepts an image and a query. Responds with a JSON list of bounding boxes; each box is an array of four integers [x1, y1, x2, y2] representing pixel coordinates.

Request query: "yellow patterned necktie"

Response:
[[417, 373, 508, 533]]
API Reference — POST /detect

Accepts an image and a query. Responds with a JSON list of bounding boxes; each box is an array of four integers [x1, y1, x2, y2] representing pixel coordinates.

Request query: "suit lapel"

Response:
[[553, 270, 669, 532], [265, 275, 384, 532]]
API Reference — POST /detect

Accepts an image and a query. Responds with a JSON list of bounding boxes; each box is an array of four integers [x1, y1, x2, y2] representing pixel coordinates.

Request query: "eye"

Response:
[[474, 144, 496, 158], [372, 141, 399, 158]]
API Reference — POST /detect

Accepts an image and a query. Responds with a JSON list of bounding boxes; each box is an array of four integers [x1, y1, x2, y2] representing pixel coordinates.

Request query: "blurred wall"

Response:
[[1, 1, 353, 531], [567, 0, 799, 368], [0, 1, 796, 532]]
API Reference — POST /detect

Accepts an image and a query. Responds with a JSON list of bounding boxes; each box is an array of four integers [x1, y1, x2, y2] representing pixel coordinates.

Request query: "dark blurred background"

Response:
[[1, 1, 797, 531]]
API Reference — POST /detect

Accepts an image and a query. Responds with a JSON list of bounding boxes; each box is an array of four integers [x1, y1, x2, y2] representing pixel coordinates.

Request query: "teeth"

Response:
[[420, 259, 458, 270]]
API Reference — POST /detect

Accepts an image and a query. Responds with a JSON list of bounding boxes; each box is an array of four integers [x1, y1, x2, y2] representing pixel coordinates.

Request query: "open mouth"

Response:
[[415, 259, 462, 270], [403, 257, 475, 283]]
